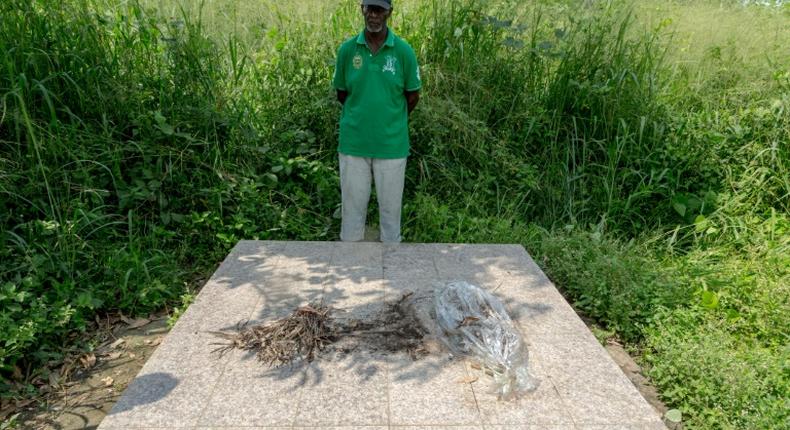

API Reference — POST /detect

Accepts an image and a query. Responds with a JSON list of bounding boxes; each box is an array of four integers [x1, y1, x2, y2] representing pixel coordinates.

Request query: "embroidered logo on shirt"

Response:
[[353, 54, 363, 70], [383, 55, 397, 75]]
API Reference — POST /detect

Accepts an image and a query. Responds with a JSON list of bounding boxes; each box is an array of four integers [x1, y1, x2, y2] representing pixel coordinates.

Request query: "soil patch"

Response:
[[9, 313, 171, 430], [604, 340, 678, 429]]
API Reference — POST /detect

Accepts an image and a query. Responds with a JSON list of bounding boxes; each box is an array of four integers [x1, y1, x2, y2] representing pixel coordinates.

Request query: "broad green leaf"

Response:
[[694, 214, 707, 232], [158, 123, 174, 135], [154, 111, 166, 125], [701, 290, 719, 309], [672, 201, 686, 217], [665, 409, 682, 423]]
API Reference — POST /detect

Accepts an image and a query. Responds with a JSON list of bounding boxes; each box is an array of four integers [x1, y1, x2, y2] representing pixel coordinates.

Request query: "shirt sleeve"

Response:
[[332, 44, 347, 91], [404, 45, 421, 92]]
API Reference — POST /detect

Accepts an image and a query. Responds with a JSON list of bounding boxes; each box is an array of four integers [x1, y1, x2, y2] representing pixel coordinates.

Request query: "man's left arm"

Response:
[[405, 90, 419, 114], [404, 45, 421, 115]]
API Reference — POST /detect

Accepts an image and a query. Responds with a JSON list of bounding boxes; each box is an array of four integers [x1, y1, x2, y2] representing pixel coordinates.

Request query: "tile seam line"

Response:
[[385, 355, 392, 430], [290, 242, 334, 427], [550, 374, 579, 429], [193, 426, 397, 428], [465, 359, 485, 427], [430, 243, 441, 277], [291, 246, 333, 427], [380, 244, 391, 430], [193, 424, 385, 430], [388, 423, 488, 427], [191, 284, 269, 426]]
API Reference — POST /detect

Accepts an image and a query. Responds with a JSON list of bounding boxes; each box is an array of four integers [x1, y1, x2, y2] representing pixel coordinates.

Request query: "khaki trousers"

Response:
[[339, 153, 407, 243]]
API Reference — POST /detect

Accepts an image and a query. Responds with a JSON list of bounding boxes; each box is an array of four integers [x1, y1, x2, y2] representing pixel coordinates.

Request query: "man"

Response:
[[332, 0, 421, 243]]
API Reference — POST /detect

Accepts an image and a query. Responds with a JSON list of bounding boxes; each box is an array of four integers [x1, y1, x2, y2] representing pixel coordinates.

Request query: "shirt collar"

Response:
[[355, 27, 395, 48]]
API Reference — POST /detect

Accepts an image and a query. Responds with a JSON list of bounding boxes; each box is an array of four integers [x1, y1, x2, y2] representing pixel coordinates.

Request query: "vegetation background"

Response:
[[1, 0, 788, 428]]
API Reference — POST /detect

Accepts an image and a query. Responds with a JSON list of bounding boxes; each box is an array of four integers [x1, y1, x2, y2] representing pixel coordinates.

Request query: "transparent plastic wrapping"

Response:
[[433, 281, 539, 400]]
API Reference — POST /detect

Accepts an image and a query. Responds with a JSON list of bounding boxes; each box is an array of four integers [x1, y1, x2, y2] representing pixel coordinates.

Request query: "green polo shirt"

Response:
[[333, 28, 421, 159]]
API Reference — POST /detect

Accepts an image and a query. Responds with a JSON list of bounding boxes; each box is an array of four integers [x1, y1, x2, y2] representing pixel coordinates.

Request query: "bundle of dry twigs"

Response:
[[209, 303, 336, 366], [209, 293, 431, 367]]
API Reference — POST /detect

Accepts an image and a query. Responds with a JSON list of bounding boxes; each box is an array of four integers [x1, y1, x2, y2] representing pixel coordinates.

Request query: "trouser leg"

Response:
[[373, 157, 407, 243], [339, 153, 372, 242]]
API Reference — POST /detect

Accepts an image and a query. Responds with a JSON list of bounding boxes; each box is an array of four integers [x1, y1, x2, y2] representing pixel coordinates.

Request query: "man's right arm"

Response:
[[337, 90, 348, 105], [333, 43, 347, 105]]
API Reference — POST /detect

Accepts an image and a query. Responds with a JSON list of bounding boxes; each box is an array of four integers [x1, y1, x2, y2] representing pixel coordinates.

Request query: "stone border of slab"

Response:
[[98, 241, 666, 429]]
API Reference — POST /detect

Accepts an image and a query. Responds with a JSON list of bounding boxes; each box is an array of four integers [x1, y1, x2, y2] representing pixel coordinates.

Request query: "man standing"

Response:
[[332, 0, 421, 243]]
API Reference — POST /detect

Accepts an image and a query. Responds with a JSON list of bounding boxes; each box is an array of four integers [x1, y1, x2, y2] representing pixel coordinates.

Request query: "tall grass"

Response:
[[1, 0, 788, 427]]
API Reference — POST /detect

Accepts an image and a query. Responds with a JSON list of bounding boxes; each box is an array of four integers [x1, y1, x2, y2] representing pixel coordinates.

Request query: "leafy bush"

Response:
[[1, 0, 787, 427], [644, 308, 789, 429], [534, 229, 684, 342]]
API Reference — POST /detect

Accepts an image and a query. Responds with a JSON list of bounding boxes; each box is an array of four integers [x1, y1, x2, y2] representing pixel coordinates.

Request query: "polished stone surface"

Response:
[[99, 241, 665, 430]]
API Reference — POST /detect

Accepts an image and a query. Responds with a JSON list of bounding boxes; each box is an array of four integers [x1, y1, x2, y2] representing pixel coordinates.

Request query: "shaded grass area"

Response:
[[1, 0, 788, 427]]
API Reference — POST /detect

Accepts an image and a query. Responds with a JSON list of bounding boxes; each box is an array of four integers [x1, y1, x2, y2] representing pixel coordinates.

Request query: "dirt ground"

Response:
[[6, 303, 675, 430], [7, 313, 170, 429], [604, 340, 677, 429]]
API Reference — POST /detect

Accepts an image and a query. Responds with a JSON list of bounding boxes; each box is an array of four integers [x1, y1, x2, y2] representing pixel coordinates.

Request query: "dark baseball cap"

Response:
[[362, 0, 391, 10]]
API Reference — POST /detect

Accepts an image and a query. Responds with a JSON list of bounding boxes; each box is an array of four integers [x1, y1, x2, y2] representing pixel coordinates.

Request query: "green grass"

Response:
[[1, 0, 788, 428]]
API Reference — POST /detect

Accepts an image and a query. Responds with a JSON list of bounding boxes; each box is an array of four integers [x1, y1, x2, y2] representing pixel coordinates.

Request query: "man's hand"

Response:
[[337, 90, 348, 105], [405, 90, 419, 114]]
